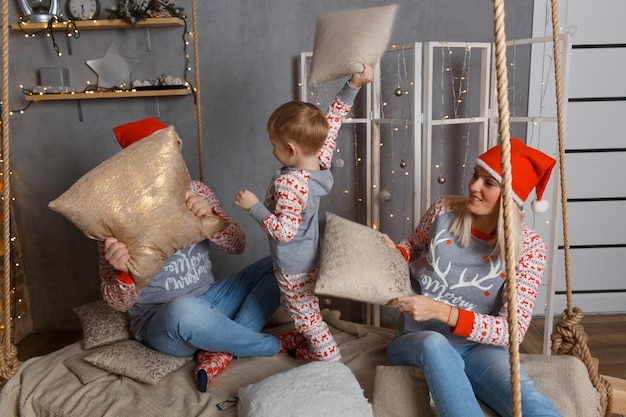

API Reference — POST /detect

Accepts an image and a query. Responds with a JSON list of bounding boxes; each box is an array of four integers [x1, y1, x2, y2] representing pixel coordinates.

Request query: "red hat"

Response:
[[475, 138, 556, 213], [112, 117, 168, 149]]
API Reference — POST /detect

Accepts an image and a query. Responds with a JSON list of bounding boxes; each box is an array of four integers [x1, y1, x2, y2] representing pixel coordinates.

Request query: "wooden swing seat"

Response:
[[373, 354, 603, 417]]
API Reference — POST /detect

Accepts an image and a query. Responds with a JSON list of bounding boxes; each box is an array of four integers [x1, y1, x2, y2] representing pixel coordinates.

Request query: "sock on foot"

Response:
[[295, 344, 341, 362], [195, 351, 233, 392], [276, 329, 306, 353]]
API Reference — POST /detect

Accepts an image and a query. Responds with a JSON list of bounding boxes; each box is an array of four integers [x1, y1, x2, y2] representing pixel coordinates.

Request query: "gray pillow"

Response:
[[83, 340, 192, 385], [308, 5, 398, 85], [73, 300, 130, 349], [316, 212, 411, 305]]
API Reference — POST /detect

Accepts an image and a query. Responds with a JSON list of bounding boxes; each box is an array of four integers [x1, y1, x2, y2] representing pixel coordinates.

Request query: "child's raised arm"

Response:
[[318, 64, 374, 170]]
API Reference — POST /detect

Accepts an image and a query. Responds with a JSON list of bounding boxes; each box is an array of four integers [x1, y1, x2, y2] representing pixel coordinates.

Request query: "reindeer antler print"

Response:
[[427, 230, 453, 286], [450, 256, 502, 292]]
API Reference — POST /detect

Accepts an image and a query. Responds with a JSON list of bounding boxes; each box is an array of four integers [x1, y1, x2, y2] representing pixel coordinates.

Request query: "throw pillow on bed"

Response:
[[307, 5, 398, 85], [48, 125, 228, 289], [316, 212, 411, 305], [83, 340, 193, 385], [73, 300, 130, 349]]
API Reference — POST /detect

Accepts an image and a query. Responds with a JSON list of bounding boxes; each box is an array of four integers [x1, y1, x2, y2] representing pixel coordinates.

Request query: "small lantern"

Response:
[[17, 0, 60, 23]]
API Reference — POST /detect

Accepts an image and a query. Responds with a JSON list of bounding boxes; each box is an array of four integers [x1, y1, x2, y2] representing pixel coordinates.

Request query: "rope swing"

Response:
[[490, 0, 522, 415], [0, 0, 20, 385], [544, 0, 613, 414], [492, 0, 613, 415]]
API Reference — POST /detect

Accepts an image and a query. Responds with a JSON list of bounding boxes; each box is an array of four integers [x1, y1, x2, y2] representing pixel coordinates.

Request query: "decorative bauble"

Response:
[[399, 159, 406, 168], [437, 176, 446, 184], [394, 87, 403, 97], [334, 158, 344, 168], [379, 189, 392, 202]]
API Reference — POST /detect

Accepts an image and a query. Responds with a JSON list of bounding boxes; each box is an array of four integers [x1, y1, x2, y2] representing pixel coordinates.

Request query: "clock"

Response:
[[66, 0, 100, 20]]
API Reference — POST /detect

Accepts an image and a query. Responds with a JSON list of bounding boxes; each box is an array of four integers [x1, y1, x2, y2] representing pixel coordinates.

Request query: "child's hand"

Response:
[[186, 190, 214, 217], [349, 64, 374, 88], [233, 189, 260, 211], [381, 233, 396, 250]]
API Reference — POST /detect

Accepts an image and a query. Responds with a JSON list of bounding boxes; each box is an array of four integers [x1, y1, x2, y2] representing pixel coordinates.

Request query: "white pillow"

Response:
[[308, 5, 398, 85], [316, 212, 411, 305], [238, 362, 373, 417]]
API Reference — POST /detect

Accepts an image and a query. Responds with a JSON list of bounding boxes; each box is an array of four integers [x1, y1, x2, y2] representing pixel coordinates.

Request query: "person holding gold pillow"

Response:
[[99, 118, 303, 393]]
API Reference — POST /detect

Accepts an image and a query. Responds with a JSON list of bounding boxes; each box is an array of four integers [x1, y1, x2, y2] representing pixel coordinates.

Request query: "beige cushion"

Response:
[[73, 300, 130, 349], [372, 365, 431, 417], [49, 126, 228, 289], [316, 212, 411, 305], [372, 354, 601, 417], [83, 340, 192, 385], [238, 361, 374, 417], [308, 5, 398, 85]]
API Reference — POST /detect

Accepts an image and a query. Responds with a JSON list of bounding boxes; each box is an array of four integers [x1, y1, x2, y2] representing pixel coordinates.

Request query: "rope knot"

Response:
[[0, 343, 19, 384]]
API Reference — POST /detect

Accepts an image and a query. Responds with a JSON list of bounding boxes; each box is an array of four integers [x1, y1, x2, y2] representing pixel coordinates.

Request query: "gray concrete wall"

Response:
[[6, 0, 534, 331]]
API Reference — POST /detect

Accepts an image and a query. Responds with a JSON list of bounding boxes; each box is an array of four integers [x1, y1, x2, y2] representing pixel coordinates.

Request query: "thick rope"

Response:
[[546, 1, 613, 414], [1, 0, 20, 385], [190, 0, 204, 182], [491, 1, 522, 416]]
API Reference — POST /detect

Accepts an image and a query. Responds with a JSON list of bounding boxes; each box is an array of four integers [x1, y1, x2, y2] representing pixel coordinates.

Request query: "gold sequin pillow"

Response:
[[316, 212, 411, 305], [49, 126, 228, 289], [308, 5, 398, 85]]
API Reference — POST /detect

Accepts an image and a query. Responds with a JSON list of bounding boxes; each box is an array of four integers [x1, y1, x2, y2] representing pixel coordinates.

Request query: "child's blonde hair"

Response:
[[266, 101, 329, 155], [439, 194, 524, 264]]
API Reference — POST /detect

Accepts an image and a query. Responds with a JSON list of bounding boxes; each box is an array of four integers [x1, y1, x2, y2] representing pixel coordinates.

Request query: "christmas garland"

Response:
[[107, 0, 186, 26]]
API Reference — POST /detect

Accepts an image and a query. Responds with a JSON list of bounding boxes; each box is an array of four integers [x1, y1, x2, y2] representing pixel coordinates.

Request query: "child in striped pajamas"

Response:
[[234, 64, 373, 361]]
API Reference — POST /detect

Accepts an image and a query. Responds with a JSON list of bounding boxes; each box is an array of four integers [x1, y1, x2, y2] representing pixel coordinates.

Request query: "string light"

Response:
[[12, 16, 193, 114], [0, 145, 32, 342], [16, 17, 79, 57]]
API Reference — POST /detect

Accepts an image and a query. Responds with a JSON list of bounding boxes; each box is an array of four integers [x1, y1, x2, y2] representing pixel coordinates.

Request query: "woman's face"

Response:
[[467, 165, 502, 218]]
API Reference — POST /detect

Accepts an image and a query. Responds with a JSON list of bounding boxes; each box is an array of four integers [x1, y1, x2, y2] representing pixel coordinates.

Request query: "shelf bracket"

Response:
[[144, 28, 152, 52], [76, 101, 84, 122], [66, 36, 73, 55], [153, 96, 160, 118]]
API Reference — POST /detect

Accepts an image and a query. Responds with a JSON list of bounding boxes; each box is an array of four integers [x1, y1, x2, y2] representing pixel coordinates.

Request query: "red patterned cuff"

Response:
[[396, 246, 410, 262], [115, 271, 135, 285]]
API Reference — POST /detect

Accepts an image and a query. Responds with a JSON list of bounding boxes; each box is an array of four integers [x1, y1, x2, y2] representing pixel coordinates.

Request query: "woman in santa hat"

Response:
[[386, 139, 561, 416]]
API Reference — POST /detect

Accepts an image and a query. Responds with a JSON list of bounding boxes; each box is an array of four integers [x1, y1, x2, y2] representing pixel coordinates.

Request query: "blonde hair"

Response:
[[266, 101, 329, 155], [440, 194, 524, 264]]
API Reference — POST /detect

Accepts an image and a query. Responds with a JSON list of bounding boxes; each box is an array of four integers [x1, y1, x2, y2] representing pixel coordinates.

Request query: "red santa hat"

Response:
[[112, 117, 169, 149], [475, 138, 556, 213]]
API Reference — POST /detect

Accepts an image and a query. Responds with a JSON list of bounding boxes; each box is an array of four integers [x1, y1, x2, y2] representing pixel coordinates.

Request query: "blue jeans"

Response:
[[387, 331, 561, 417], [141, 256, 281, 358]]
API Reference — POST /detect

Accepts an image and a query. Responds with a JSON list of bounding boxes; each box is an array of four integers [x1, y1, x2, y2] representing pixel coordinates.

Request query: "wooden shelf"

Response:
[[24, 87, 193, 102], [11, 17, 184, 33]]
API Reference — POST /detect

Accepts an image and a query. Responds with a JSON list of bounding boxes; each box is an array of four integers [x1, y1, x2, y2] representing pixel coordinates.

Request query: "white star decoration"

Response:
[[86, 43, 139, 89]]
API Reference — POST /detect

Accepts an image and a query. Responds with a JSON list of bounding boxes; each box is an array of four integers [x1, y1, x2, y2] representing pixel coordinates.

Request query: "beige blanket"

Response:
[[0, 311, 394, 417], [0, 310, 602, 417]]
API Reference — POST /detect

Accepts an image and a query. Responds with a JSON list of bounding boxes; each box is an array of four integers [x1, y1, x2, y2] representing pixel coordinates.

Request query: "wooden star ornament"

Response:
[[86, 43, 139, 89]]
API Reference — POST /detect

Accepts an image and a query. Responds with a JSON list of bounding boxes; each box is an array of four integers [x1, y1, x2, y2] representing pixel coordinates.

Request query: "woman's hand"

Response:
[[388, 295, 457, 326], [104, 237, 130, 272], [186, 190, 214, 217]]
